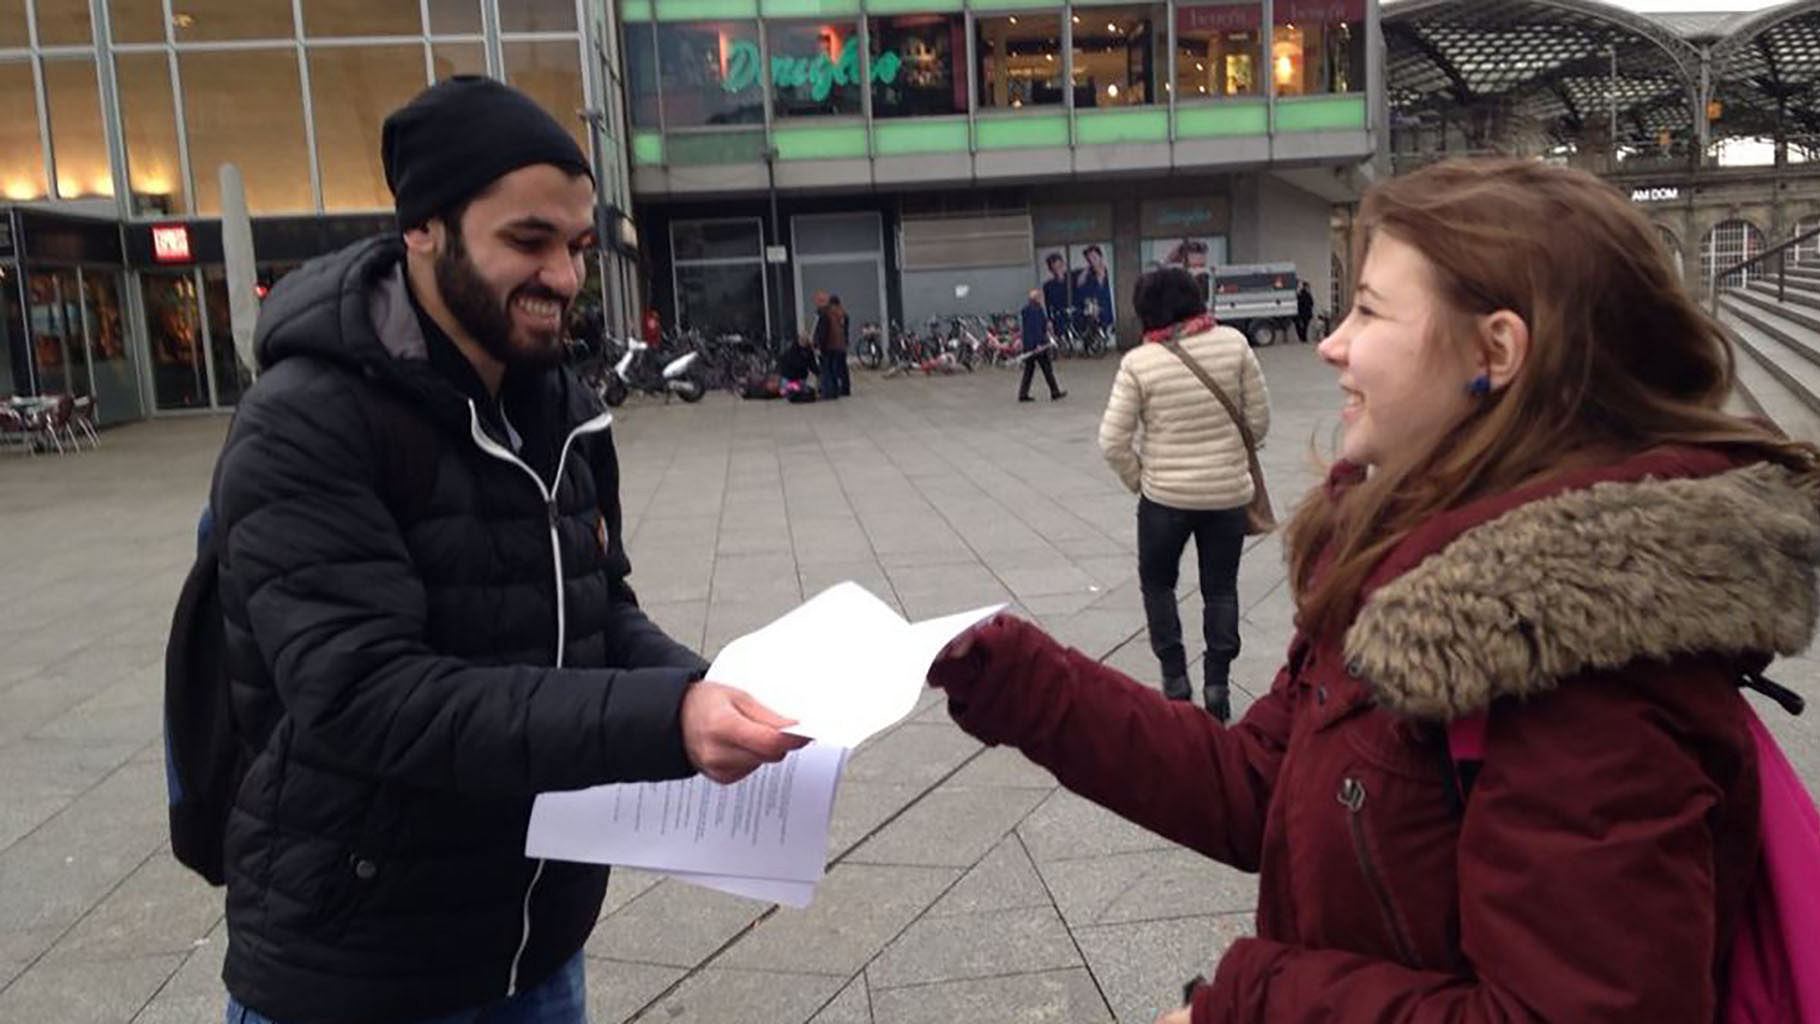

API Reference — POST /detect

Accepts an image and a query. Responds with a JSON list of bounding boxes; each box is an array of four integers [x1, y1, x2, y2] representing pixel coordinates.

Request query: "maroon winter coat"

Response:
[[929, 446, 1820, 1022]]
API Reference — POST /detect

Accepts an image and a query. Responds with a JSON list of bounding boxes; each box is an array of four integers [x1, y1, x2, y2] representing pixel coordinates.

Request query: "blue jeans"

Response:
[[225, 951, 587, 1024]]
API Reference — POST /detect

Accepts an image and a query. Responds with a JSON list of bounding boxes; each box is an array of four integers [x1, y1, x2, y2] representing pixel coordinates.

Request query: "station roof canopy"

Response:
[[1384, 0, 1820, 149]]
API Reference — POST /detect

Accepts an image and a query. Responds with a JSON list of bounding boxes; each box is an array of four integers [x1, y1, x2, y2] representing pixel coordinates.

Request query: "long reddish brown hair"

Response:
[[1288, 158, 1817, 639]]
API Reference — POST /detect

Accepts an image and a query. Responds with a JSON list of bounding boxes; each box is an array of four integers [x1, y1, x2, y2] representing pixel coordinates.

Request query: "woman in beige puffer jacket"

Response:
[[1099, 267, 1269, 719]]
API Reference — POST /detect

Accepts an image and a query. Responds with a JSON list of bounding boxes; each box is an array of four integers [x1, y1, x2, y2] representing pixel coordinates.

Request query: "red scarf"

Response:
[[1142, 313, 1216, 344]]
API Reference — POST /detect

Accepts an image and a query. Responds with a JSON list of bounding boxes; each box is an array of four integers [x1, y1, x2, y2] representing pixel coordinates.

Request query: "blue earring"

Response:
[[1467, 374, 1491, 397]]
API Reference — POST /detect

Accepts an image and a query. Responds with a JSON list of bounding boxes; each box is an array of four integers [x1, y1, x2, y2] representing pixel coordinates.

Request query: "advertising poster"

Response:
[[1144, 235, 1229, 308], [1032, 242, 1114, 328]]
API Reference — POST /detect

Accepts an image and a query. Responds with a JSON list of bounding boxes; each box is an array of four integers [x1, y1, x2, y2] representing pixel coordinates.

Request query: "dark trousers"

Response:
[[1294, 314, 1311, 342], [1137, 497, 1246, 697], [820, 350, 850, 398], [1018, 352, 1061, 399]]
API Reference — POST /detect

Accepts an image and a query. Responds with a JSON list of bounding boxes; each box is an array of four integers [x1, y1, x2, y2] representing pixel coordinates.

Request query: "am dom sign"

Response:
[[723, 40, 901, 101]]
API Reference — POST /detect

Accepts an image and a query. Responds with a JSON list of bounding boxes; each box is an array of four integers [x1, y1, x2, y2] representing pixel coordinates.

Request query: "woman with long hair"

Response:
[[927, 158, 1820, 1021]]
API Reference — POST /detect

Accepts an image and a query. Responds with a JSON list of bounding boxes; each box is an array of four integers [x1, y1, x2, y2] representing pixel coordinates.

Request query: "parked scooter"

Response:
[[597, 336, 707, 407]]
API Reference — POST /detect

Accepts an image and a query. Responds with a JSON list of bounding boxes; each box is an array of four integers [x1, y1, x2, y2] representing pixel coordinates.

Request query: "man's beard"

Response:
[[434, 229, 568, 369]]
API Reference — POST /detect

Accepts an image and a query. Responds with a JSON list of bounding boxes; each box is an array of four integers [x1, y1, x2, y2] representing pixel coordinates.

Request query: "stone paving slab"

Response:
[[2, 343, 1816, 1023]]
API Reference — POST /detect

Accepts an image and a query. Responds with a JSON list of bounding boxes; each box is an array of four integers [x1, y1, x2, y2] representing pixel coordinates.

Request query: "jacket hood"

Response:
[[1343, 451, 1820, 720]]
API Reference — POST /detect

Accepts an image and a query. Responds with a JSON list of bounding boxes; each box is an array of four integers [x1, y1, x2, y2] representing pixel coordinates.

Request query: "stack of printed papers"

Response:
[[526, 582, 1002, 907]]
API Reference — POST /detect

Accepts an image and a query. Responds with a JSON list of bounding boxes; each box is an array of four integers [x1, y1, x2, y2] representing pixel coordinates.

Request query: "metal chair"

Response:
[[70, 395, 99, 449]]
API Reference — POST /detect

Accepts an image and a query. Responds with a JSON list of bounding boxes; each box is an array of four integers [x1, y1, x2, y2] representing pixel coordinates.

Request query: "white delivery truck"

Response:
[[1212, 262, 1298, 347]]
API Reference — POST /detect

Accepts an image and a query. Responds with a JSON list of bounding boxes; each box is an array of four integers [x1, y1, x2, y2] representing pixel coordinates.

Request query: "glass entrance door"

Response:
[[26, 269, 87, 398], [0, 268, 27, 397], [83, 270, 144, 425], [143, 271, 211, 411]]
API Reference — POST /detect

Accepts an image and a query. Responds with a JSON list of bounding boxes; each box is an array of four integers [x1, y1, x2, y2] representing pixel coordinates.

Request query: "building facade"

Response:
[[621, 0, 1380, 343], [0, 0, 1378, 425]]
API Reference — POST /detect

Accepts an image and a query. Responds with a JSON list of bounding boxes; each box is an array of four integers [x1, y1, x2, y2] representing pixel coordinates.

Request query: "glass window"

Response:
[[0, 267, 26, 397], [655, 21, 764, 127], [975, 13, 1063, 110], [1272, 0, 1364, 96], [143, 271, 209, 410], [673, 220, 766, 337], [83, 271, 144, 425], [182, 50, 314, 214], [500, 0, 576, 33], [203, 267, 252, 405], [173, 0, 294, 41], [25, 271, 79, 398], [117, 52, 185, 215], [0, 0, 26, 47], [1071, 6, 1162, 107], [0, 62, 46, 202], [625, 22, 659, 127], [44, 60, 112, 201], [767, 19, 862, 118], [869, 13, 966, 118], [431, 42, 486, 80], [303, 0, 422, 37], [504, 40, 586, 150], [108, 0, 167, 43], [311, 46, 427, 211], [35, 0, 93, 44], [1175, 1, 1260, 99], [427, 0, 482, 35]]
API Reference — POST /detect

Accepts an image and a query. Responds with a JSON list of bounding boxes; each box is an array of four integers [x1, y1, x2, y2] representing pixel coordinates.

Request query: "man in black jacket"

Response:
[[211, 77, 805, 1024]]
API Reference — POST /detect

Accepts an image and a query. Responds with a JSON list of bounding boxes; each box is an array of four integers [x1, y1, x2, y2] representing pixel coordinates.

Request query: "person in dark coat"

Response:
[[926, 158, 1815, 1024], [1017, 289, 1065, 403], [813, 293, 851, 399], [778, 332, 819, 395], [1295, 280, 1315, 342], [208, 76, 805, 1024]]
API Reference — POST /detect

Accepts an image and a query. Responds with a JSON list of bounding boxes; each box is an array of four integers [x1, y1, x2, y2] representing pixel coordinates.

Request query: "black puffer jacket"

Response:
[[212, 236, 707, 1024]]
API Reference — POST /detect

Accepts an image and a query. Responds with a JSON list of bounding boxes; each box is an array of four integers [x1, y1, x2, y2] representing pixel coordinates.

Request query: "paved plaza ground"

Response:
[[2, 344, 1818, 1024]]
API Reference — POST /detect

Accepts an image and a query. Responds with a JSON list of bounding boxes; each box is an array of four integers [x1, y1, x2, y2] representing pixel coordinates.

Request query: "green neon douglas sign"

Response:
[[723, 39, 902, 101]]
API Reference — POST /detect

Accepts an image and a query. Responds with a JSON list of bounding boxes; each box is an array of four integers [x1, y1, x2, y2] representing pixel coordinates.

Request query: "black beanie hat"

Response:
[[382, 75, 593, 230]]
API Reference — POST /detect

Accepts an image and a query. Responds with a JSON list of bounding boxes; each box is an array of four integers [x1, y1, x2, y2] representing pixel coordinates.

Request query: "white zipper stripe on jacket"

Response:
[[464, 400, 614, 996]]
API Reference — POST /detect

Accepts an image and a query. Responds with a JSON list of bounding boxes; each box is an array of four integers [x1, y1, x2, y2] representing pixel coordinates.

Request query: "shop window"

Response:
[[36, 0, 93, 45], [500, 0, 577, 34], [183, 49, 314, 214], [427, 0, 482, 35], [672, 219, 767, 338], [768, 19, 863, 118], [0, 267, 26, 397], [302, 0, 423, 37], [975, 13, 1064, 110], [0, 62, 45, 202], [432, 42, 486, 80], [0, 0, 26, 47], [626, 22, 659, 126], [311, 46, 427, 212], [505, 40, 587, 150], [44, 60, 112, 201], [171, 0, 295, 41], [83, 271, 144, 425], [869, 13, 966, 118], [654, 21, 764, 127], [1792, 218, 1820, 267], [144, 272, 209, 410], [116, 53, 185, 215], [1271, 0, 1364, 97], [1175, 0, 1259, 99], [1071, 5, 1163, 108], [108, 0, 167, 43]]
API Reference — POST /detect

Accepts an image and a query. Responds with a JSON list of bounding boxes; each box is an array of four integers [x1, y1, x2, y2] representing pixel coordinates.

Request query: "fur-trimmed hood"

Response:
[[1344, 456, 1820, 720]]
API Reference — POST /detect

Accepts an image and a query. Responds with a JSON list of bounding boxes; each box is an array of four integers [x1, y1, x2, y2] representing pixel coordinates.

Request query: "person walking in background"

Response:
[[1295, 280, 1315, 343], [1098, 267, 1269, 719], [930, 157, 1815, 1022], [1017, 289, 1065, 403], [815, 293, 851, 399]]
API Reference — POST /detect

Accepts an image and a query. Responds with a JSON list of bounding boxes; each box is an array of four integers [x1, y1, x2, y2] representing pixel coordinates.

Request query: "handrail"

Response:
[[1708, 225, 1820, 316]]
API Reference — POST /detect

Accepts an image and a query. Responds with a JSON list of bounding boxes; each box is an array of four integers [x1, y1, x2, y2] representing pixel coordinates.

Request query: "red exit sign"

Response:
[[151, 224, 191, 263]]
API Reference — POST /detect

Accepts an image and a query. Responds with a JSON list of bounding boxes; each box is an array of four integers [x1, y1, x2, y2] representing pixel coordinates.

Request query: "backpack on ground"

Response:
[[164, 387, 436, 886], [1447, 676, 1820, 1022]]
